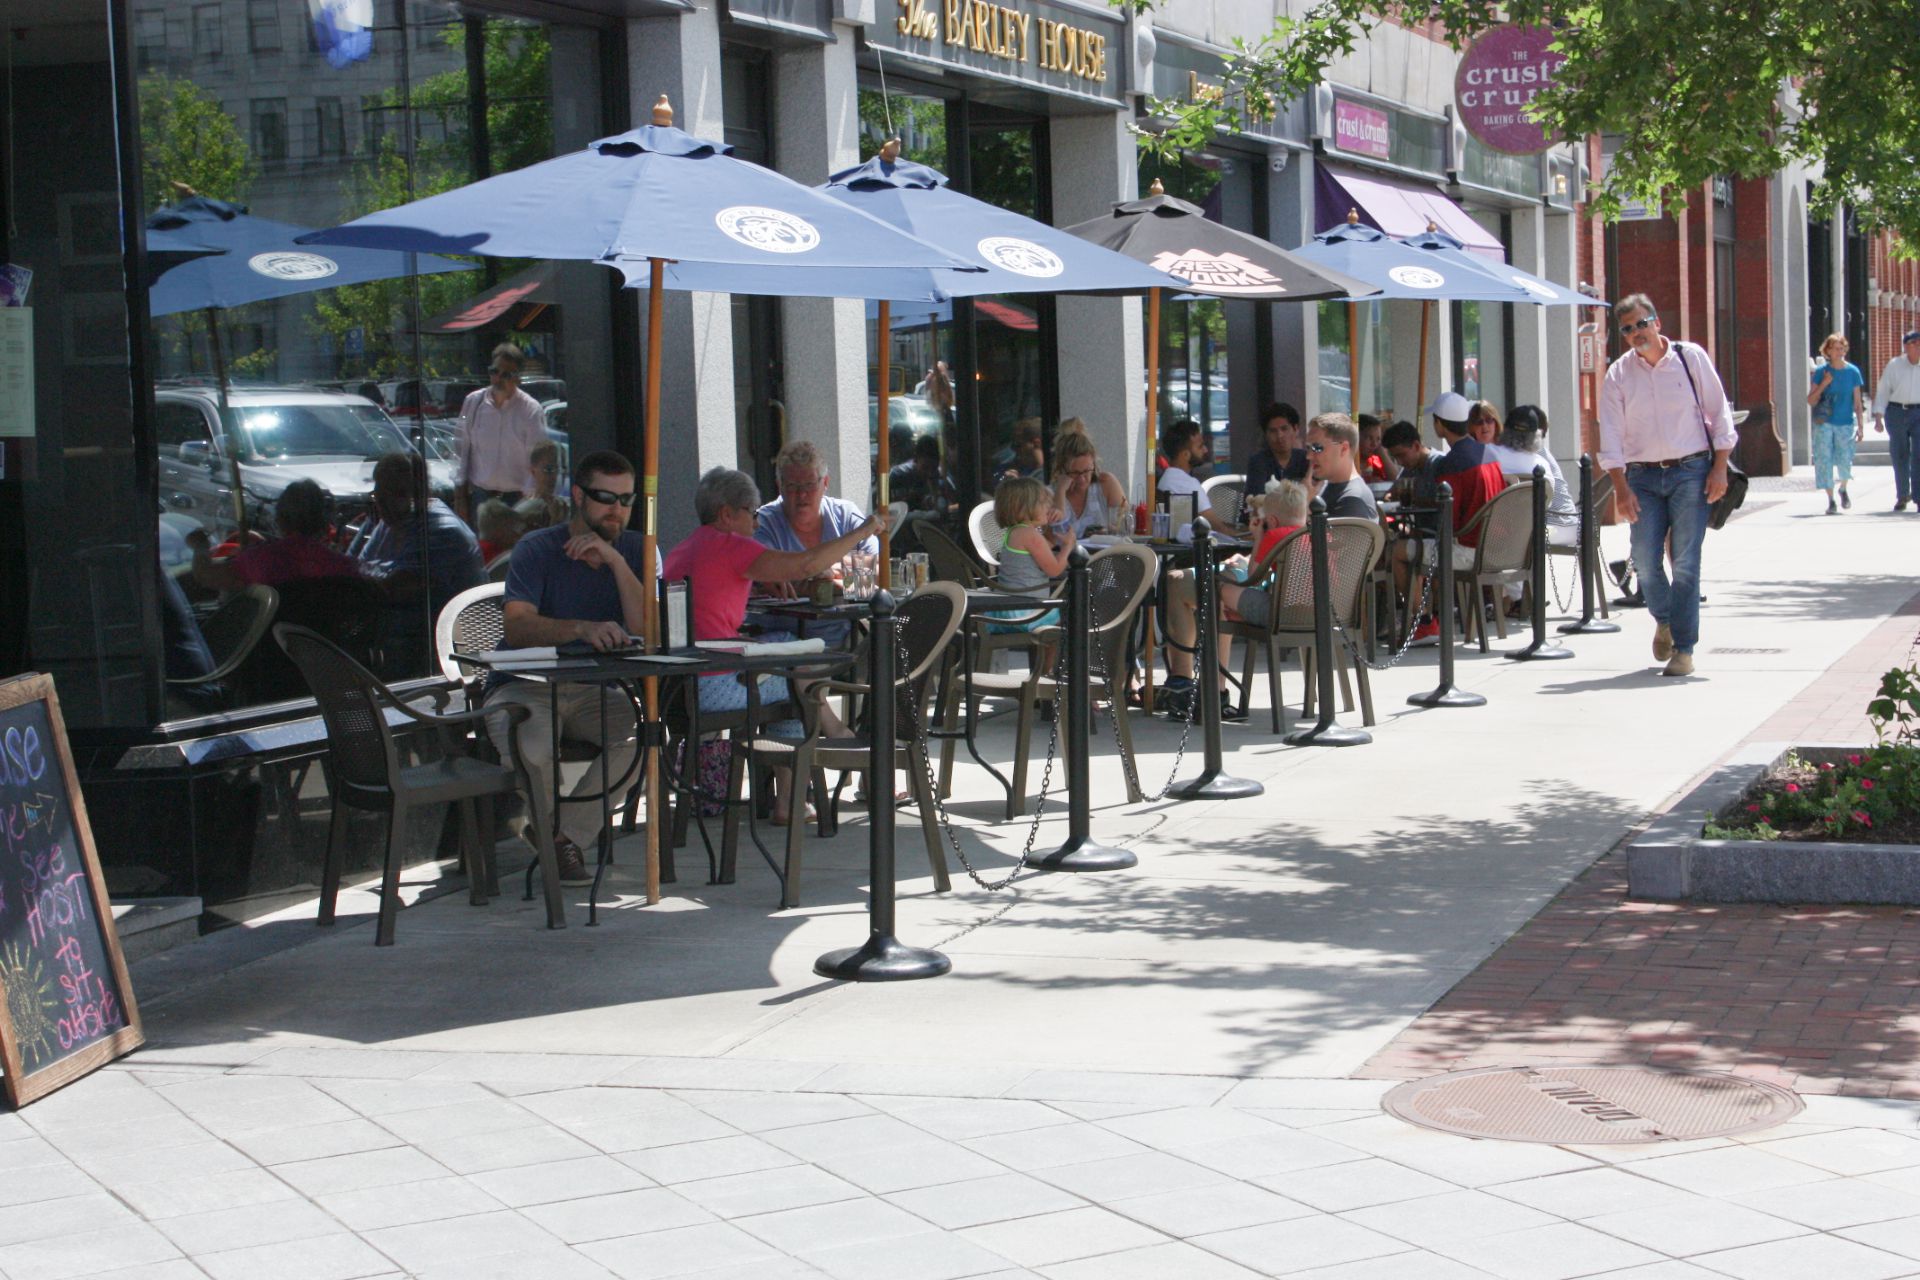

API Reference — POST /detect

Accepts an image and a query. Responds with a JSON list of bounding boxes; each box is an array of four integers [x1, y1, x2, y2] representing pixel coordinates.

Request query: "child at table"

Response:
[[987, 476, 1072, 633], [1221, 479, 1307, 621]]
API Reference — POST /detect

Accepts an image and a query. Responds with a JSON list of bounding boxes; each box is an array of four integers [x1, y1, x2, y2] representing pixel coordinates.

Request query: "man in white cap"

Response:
[[1872, 330, 1920, 512], [1427, 390, 1487, 477]]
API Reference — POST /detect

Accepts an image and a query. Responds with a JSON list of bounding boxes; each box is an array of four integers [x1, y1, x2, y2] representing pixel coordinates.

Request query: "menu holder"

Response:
[[1168, 492, 1196, 530], [0, 674, 143, 1108]]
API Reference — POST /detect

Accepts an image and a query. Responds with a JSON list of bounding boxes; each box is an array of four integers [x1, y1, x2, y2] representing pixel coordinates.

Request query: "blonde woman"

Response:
[[1050, 421, 1128, 536], [1809, 332, 1865, 513]]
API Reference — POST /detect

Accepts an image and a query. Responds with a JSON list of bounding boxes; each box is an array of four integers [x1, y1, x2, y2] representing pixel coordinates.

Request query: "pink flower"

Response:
[[1821, 762, 1835, 772], [1862, 779, 1876, 790], [1759, 816, 1772, 824], [1785, 783, 1801, 794], [1849, 754, 1864, 765], [1853, 810, 1873, 827], [1746, 804, 1761, 813]]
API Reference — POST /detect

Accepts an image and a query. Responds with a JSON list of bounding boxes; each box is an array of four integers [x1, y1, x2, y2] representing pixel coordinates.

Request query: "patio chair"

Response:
[[168, 585, 278, 702], [940, 545, 1155, 814], [917, 521, 986, 588], [1455, 480, 1536, 653], [1545, 458, 1609, 620], [1201, 474, 1248, 530], [485, 549, 514, 583], [1223, 519, 1386, 730], [739, 582, 964, 909], [273, 622, 533, 946], [254, 575, 387, 702], [967, 500, 1003, 568]]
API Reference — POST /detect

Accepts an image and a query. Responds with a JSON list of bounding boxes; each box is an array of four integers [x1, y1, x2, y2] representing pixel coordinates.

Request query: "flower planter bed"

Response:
[[1628, 743, 1920, 905]]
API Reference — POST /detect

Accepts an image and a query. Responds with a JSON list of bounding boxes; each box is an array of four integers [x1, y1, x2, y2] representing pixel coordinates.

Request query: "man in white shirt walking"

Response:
[[455, 342, 549, 522], [1872, 330, 1920, 512], [1597, 293, 1736, 679]]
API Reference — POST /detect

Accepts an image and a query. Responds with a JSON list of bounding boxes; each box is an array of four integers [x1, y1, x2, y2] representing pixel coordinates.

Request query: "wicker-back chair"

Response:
[[1457, 480, 1536, 652], [742, 583, 964, 909], [1202, 474, 1248, 530], [917, 521, 985, 588], [938, 545, 1155, 815], [252, 576, 387, 702], [273, 623, 532, 946], [967, 501, 1004, 567], [485, 549, 514, 583], [1223, 520, 1386, 730], [436, 583, 506, 686]]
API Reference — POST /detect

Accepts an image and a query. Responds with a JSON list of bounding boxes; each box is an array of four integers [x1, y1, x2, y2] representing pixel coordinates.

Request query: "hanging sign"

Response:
[[1455, 24, 1565, 155]]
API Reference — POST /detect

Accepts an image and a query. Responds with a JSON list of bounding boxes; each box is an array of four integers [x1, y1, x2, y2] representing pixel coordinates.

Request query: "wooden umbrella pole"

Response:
[[1347, 300, 1360, 416], [877, 298, 891, 588], [1142, 284, 1162, 704], [1416, 299, 1432, 419], [640, 255, 665, 906]]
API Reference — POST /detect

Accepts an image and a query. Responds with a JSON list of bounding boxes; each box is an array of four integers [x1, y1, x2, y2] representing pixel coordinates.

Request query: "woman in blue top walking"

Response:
[[1809, 332, 1866, 514]]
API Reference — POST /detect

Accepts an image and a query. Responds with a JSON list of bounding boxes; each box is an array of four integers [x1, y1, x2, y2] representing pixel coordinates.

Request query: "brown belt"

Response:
[[1628, 450, 1709, 470]]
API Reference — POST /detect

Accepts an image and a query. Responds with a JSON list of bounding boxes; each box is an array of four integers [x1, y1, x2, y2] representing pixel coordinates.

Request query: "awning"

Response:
[[1315, 165, 1505, 261], [421, 262, 564, 333]]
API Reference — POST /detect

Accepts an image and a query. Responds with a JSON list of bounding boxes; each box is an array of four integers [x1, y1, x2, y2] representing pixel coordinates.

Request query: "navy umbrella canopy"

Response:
[[1290, 217, 1536, 303], [1399, 225, 1605, 309], [146, 196, 471, 318]]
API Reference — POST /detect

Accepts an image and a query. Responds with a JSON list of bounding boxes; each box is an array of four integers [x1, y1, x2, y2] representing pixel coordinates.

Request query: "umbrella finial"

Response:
[[1346, 208, 1359, 224], [1149, 178, 1165, 196], [651, 95, 673, 127], [880, 137, 901, 163], [1425, 219, 1438, 232]]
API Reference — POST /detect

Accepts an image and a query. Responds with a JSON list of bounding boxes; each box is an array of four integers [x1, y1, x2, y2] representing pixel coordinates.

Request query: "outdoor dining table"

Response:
[[453, 643, 854, 926]]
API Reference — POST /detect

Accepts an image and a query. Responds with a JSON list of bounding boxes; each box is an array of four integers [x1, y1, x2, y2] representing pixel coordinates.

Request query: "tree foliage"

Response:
[[1121, 0, 1920, 244], [138, 75, 254, 206]]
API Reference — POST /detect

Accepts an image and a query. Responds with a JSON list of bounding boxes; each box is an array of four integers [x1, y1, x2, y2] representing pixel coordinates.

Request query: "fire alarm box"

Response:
[[1578, 322, 1601, 374]]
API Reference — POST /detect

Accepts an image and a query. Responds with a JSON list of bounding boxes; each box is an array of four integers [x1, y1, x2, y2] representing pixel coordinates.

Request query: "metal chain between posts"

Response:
[[895, 616, 1065, 893], [1543, 528, 1579, 615], [1346, 561, 1435, 674]]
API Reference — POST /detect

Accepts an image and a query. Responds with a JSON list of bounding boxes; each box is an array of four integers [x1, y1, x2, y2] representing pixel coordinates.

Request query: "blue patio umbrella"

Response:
[[298, 99, 984, 904], [1400, 225, 1606, 310], [146, 195, 474, 536], [818, 146, 1184, 557], [1292, 213, 1539, 417]]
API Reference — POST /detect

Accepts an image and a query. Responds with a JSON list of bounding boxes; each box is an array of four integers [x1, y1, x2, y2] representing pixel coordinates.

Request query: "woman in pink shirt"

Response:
[[663, 468, 880, 823]]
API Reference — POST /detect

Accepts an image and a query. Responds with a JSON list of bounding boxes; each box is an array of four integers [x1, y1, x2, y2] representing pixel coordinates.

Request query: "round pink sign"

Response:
[[1455, 24, 1565, 155]]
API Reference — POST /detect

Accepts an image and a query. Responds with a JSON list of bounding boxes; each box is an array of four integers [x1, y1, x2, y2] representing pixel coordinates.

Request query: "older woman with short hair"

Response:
[[664, 467, 879, 822], [754, 439, 878, 558]]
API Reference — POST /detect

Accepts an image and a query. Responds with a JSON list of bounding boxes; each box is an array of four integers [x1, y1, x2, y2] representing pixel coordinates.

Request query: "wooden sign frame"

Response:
[[0, 674, 143, 1107]]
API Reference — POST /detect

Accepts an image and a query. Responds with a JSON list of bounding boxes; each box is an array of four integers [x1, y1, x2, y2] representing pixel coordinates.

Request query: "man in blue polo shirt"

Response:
[[1426, 391, 1486, 475], [486, 449, 655, 886]]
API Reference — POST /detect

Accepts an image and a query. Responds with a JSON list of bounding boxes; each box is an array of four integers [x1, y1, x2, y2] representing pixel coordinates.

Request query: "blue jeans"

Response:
[[1627, 455, 1711, 656], [1887, 405, 1920, 503]]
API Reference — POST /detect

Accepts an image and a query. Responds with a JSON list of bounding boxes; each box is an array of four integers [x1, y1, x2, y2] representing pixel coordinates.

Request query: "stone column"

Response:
[[1508, 203, 1550, 420], [627, 9, 737, 544], [775, 36, 872, 506], [1049, 110, 1144, 502], [1542, 206, 1581, 463], [1268, 151, 1319, 419]]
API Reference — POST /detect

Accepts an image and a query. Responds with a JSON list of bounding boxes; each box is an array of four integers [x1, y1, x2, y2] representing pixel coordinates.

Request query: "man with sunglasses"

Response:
[[454, 342, 548, 523], [1598, 293, 1736, 679], [487, 450, 657, 886]]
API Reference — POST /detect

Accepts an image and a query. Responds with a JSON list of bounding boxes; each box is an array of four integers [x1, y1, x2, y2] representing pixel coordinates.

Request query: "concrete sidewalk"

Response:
[[13, 465, 1920, 1279]]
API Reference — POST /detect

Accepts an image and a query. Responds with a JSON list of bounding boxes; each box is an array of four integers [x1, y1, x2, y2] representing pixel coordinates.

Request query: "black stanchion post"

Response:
[[1285, 500, 1370, 746], [1172, 517, 1265, 793], [815, 590, 950, 982], [1036, 547, 1139, 869], [1409, 480, 1486, 709], [1560, 454, 1620, 636], [1507, 465, 1574, 661]]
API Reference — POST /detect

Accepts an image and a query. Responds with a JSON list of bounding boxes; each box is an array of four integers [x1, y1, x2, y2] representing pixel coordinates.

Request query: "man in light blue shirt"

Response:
[[754, 439, 879, 561]]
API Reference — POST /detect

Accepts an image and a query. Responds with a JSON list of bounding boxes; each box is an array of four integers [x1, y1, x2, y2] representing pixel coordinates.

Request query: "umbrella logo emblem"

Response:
[[977, 237, 1064, 278], [248, 251, 340, 282], [1387, 265, 1446, 290], [1512, 273, 1558, 300], [715, 206, 822, 254], [1150, 249, 1283, 295]]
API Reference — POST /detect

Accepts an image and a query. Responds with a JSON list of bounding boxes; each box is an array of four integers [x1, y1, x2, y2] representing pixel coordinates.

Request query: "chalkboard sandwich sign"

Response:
[[0, 674, 143, 1107]]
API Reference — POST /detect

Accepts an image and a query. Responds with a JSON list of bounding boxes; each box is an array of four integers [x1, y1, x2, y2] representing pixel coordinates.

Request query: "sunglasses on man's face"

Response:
[[1305, 441, 1330, 454], [1618, 316, 1656, 336], [581, 486, 637, 508]]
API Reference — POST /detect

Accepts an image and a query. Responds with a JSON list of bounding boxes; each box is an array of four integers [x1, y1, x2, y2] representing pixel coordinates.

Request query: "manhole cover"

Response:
[[1382, 1066, 1801, 1144]]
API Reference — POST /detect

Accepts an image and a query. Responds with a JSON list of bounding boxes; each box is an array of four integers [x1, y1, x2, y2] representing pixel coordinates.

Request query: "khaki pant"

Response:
[[486, 681, 640, 851]]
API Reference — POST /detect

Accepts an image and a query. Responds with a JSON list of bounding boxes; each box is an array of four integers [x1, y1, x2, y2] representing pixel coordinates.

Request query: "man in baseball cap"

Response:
[[1426, 390, 1487, 476]]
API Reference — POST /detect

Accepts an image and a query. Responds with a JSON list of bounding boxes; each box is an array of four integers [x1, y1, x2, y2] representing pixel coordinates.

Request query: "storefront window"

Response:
[[1456, 299, 1506, 408], [1315, 300, 1393, 417], [135, 7, 612, 719], [1140, 154, 1236, 465]]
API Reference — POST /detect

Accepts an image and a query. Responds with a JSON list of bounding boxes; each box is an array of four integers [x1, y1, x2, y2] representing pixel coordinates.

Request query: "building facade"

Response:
[[2, 0, 1604, 919]]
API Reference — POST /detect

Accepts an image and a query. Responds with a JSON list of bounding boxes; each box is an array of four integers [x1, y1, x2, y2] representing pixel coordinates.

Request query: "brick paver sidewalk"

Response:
[[1358, 592, 1920, 1099]]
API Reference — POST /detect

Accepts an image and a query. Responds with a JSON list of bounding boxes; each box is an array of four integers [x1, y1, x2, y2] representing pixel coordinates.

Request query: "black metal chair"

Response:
[[739, 583, 964, 909], [274, 622, 533, 946], [257, 576, 388, 701]]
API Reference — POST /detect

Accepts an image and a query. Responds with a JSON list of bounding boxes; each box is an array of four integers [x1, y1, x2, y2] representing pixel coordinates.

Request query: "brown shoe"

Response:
[[552, 836, 595, 886], [1652, 622, 1673, 663], [1662, 652, 1694, 678]]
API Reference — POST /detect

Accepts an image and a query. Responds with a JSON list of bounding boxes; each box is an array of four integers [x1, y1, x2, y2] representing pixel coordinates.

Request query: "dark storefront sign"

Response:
[[867, 0, 1127, 105], [1319, 89, 1448, 180], [1147, 32, 1308, 146]]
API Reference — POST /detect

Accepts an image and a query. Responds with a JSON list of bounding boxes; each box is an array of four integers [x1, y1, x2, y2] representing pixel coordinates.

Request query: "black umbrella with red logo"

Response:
[[1063, 180, 1375, 503]]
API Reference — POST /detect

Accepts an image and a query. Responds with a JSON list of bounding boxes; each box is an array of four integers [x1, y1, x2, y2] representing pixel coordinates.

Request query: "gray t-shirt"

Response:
[[1319, 477, 1379, 522]]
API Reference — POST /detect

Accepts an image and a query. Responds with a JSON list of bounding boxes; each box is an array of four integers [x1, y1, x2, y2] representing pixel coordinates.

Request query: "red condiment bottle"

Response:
[[1133, 501, 1150, 535]]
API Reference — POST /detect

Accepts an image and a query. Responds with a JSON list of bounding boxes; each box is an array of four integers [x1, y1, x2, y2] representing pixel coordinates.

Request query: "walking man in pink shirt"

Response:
[[1597, 294, 1738, 678]]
